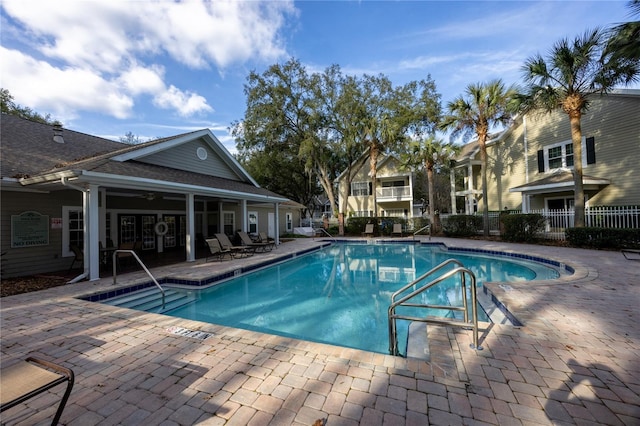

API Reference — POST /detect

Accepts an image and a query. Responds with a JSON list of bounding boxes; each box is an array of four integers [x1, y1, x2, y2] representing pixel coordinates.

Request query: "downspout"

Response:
[[523, 116, 530, 213], [61, 177, 88, 283]]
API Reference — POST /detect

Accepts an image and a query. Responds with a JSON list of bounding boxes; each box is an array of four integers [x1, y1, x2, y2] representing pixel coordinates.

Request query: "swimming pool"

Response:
[[91, 242, 563, 355]]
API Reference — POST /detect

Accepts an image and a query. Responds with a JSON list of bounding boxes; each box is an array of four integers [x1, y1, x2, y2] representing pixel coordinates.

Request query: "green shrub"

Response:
[[500, 213, 546, 242], [411, 217, 431, 235], [442, 215, 481, 237], [565, 227, 640, 249], [326, 225, 339, 236], [346, 217, 377, 235], [345, 217, 409, 236]]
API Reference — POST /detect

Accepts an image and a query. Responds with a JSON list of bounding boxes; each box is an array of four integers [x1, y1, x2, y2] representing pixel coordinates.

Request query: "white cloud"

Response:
[[153, 85, 212, 117], [0, 46, 134, 119], [117, 65, 166, 96], [1, 0, 295, 70], [0, 0, 296, 119]]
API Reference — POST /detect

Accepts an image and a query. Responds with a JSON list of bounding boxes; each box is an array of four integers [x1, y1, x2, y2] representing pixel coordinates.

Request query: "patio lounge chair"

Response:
[[259, 232, 276, 249], [362, 223, 374, 237], [116, 241, 135, 269], [391, 223, 403, 237], [0, 356, 74, 425], [215, 233, 255, 258], [68, 244, 84, 273], [237, 231, 273, 252], [205, 238, 232, 261]]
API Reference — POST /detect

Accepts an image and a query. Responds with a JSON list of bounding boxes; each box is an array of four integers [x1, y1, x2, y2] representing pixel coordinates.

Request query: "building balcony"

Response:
[[376, 186, 412, 201]]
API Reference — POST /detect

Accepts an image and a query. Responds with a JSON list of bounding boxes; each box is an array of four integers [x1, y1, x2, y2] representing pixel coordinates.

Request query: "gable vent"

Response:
[[52, 124, 65, 144]]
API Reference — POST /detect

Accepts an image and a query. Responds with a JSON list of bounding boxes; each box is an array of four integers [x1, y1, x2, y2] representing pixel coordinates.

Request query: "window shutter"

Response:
[[368, 182, 373, 196], [586, 137, 596, 164], [537, 150, 545, 173]]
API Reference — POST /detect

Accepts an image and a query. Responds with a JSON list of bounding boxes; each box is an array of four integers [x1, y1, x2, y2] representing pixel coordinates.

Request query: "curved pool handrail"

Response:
[[388, 259, 480, 356], [112, 250, 165, 308]]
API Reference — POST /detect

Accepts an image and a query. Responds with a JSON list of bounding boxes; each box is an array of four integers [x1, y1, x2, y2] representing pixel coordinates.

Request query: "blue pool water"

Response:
[[158, 243, 560, 355]]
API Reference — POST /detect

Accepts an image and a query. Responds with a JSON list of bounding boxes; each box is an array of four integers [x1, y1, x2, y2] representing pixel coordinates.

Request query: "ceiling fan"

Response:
[[140, 192, 160, 201]]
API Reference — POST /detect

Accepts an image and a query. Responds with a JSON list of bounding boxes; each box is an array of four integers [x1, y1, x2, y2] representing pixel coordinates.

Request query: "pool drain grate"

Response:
[[166, 326, 213, 340]]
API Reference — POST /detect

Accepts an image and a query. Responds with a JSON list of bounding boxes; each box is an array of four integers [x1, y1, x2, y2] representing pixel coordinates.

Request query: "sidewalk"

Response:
[[1, 237, 638, 425]]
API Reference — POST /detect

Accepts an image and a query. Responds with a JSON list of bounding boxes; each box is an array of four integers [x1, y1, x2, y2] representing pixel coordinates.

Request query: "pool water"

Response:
[[162, 243, 559, 355]]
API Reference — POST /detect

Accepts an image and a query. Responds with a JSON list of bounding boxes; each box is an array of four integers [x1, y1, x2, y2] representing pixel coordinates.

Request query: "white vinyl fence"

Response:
[[484, 206, 640, 240]]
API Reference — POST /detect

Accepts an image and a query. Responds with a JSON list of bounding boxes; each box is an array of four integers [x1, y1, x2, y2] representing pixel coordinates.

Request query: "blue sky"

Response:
[[0, 1, 635, 153]]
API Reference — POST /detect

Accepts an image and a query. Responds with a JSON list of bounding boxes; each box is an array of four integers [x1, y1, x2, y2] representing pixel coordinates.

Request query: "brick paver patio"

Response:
[[1, 237, 638, 425]]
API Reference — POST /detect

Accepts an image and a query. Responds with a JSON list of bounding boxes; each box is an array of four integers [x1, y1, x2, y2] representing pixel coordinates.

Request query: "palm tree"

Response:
[[402, 137, 458, 232], [520, 29, 639, 227], [440, 79, 518, 236], [606, 0, 640, 62]]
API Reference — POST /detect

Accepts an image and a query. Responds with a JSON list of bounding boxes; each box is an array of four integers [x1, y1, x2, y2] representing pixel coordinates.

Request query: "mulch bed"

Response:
[[1, 274, 70, 298]]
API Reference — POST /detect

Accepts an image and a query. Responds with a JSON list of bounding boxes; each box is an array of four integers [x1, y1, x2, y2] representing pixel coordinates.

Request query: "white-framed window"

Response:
[[248, 211, 258, 234], [351, 181, 370, 196], [352, 210, 373, 217], [285, 212, 293, 232], [62, 206, 83, 257], [547, 142, 574, 170], [383, 209, 405, 217], [546, 197, 575, 210], [539, 137, 595, 173]]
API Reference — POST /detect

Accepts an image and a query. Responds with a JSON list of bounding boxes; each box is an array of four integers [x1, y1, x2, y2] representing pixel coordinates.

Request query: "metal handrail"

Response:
[[388, 259, 481, 356], [112, 250, 165, 308], [314, 227, 336, 241], [413, 224, 431, 240]]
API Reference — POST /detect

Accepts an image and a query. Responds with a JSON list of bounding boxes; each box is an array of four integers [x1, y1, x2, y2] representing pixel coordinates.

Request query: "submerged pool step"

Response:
[[103, 287, 195, 313]]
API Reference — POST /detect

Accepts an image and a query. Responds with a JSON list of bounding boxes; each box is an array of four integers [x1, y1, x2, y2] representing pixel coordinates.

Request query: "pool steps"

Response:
[[102, 287, 195, 314]]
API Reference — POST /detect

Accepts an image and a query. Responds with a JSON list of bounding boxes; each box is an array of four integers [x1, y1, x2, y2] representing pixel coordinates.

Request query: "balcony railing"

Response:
[[377, 186, 411, 200]]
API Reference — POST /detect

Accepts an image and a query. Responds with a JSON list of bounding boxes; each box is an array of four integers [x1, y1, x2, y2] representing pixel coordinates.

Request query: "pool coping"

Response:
[[77, 239, 581, 343]]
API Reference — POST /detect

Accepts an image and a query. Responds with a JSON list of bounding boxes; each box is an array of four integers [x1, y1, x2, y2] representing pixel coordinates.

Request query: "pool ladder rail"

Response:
[[314, 227, 337, 241], [112, 249, 166, 309], [387, 259, 481, 356]]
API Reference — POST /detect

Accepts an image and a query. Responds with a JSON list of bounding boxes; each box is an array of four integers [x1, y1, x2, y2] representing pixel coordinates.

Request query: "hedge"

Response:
[[500, 213, 546, 243], [442, 215, 482, 237], [565, 227, 640, 249]]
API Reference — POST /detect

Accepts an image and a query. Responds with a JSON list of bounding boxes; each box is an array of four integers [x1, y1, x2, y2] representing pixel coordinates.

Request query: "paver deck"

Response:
[[1, 237, 638, 425]]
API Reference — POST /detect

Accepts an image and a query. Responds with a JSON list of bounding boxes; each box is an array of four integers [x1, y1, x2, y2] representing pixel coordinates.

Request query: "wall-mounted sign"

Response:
[[11, 211, 49, 248], [51, 217, 62, 229]]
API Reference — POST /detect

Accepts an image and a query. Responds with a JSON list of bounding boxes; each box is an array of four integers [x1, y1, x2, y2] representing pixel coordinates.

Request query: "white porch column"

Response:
[[186, 193, 195, 262], [467, 163, 474, 214], [87, 184, 100, 281], [99, 189, 107, 245], [450, 169, 456, 214], [522, 194, 530, 213], [241, 199, 248, 232], [274, 202, 280, 246]]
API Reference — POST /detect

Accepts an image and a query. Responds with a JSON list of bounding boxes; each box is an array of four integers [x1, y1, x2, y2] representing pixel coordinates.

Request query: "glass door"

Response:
[[120, 215, 136, 244], [163, 216, 177, 248], [141, 215, 156, 251]]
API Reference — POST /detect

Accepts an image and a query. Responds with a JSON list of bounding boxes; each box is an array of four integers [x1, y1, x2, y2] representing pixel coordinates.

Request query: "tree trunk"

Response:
[[317, 165, 337, 219], [426, 163, 436, 233], [369, 144, 379, 217], [338, 155, 366, 237], [570, 112, 586, 227]]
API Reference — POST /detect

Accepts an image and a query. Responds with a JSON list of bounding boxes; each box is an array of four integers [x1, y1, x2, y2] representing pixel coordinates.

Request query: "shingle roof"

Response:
[[509, 171, 610, 192], [1, 114, 286, 200], [1, 113, 125, 178]]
